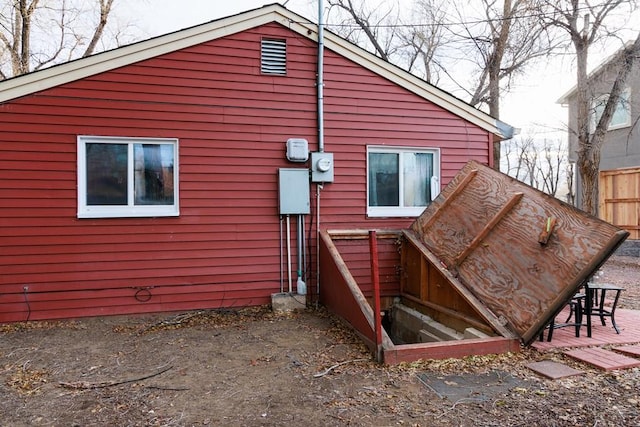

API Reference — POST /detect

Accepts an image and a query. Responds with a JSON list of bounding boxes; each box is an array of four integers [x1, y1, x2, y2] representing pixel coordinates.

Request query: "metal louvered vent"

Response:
[[261, 39, 287, 75]]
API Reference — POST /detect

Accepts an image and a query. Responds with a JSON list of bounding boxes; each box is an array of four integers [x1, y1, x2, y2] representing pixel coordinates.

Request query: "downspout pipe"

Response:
[[316, 1, 325, 305], [317, 0, 325, 153]]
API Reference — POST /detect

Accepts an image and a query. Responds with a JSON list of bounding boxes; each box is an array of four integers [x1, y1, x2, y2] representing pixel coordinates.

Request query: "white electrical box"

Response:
[[278, 168, 310, 214], [311, 152, 334, 183], [286, 138, 309, 162]]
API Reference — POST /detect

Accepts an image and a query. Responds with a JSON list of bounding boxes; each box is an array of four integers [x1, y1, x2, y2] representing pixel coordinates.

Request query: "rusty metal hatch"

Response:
[[408, 160, 629, 345]]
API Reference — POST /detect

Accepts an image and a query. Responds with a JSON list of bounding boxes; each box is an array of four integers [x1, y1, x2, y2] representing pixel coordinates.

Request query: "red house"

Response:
[[0, 4, 512, 323]]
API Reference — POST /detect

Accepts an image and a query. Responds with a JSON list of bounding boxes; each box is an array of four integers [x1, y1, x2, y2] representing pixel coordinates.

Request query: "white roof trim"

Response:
[[0, 4, 509, 139]]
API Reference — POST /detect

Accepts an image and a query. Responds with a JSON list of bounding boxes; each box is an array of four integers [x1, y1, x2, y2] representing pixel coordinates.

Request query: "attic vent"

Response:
[[261, 38, 287, 75]]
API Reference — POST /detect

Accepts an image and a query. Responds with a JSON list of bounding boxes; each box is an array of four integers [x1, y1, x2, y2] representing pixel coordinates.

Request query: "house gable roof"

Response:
[[0, 3, 511, 139]]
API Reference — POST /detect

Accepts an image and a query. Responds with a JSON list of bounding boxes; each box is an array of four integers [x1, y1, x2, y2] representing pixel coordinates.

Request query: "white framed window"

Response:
[[591, 88, 631, 132], [77, 136, 179, 218], [367, 146, 440, 218]]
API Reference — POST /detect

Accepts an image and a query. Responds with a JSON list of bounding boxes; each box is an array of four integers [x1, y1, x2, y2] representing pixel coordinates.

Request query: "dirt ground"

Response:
[[1, 255, 639, 426]]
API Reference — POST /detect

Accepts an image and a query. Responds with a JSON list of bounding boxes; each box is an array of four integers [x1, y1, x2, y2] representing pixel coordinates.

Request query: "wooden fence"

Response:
[[599, 167, 640, 239]]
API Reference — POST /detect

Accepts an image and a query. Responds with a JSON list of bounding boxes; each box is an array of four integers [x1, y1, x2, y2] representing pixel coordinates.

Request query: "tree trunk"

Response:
[[576, 32, 640, 215], [83, 0, 114, 57], [488, 53, 501, 170], [577, 146, 600, 214], [573, 33, 598, 214], [489, 0, 512, 171]]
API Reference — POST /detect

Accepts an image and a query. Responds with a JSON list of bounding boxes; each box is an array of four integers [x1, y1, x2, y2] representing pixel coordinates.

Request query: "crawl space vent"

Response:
[[261, 38, 286, 75]]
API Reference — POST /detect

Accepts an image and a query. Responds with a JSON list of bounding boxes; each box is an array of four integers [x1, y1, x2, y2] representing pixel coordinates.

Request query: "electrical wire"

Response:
[[289, 2, 631, 31]]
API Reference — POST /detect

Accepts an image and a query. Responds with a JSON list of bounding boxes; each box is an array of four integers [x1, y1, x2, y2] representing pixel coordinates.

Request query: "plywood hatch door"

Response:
[[411, 161, 629, 344]]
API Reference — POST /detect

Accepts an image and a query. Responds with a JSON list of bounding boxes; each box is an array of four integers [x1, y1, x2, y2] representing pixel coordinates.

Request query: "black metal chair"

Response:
[[584, 283, 624, 334], [539, 293, 586, 342]]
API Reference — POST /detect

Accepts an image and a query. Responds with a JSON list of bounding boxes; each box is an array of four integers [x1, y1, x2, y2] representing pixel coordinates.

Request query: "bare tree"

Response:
[[0, 0, 131, 80], [539, 138, 567, 196], [325, 0, 402, 62], [446, 0, 555, 169], [503, 135, 568, 197], [504, 135, 539, 187], [322, 0, 556, 170], [398, 0, 449, 84], [503, 133, 532, 181], [539, 0, 640, 214], [83, 0, 115, 57]]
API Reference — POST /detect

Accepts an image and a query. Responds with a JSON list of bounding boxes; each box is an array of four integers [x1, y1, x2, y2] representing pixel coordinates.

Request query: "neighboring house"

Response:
[[0, 4, 511, 323], [559, 46, 640, 239]]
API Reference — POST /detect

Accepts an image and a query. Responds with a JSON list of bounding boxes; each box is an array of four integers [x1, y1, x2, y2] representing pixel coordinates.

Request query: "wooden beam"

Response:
[[601, 197, 640, 203], [369, 231, 383, 363], [320, 231, 395, 353], [320, 231, 375, 328], [453, 192, 523, 267], [327, 229, 402, 240], [383, 337, 520, 364], [402, 229, 516, 339], [416, 169, 478, 233]]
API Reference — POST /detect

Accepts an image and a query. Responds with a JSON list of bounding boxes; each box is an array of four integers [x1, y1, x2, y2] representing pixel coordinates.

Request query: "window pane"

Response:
[[610, 92, 630, 127], [403, 152, 433, 206], [592, 91, 630, 129], [369, 153, 399, 206], [86, 143, 128, 205], [134, 144, 175, 205]]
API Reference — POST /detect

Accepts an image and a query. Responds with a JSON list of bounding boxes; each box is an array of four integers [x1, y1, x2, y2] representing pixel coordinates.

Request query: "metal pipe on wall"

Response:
[[286, 214, 292, 293], [315, 1, 325, 304], [316, 0, 324, 307], [296, 214, 306, 295], [317, 0, 325, 153], [280, 215, 284, 293], [302, 214, 306, 281], [316, 184, 322, 304]]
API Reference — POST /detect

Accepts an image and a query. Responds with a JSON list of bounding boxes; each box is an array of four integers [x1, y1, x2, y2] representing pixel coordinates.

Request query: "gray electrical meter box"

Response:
[[311, 152, 334, 183], [278, 168, 310, 215]]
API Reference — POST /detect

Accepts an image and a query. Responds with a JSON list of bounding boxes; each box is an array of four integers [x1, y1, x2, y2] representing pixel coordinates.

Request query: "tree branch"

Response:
[[59, 365, 174, 390]]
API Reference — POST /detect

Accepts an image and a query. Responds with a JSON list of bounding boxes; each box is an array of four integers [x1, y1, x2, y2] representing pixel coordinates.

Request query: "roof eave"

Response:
[[0, 3, 510, 139], [312, 26, 510, 138], [0, 4, 285, 103]]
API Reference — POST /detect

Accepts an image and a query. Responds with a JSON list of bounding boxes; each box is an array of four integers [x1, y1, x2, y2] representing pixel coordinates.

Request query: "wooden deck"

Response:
[[532, 308, 640, 350], [531, 308, 640, 370]]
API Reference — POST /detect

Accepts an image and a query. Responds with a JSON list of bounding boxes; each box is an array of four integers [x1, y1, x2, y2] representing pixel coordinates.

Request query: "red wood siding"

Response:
[[319, 50, 490, 230], [331, 238, 400, 298], [0, 22, 491, 322]]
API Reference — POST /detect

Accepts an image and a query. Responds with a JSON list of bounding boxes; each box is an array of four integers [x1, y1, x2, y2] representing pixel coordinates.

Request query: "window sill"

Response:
[[78, 208, 180, 219], [367, 207, 427, 218]]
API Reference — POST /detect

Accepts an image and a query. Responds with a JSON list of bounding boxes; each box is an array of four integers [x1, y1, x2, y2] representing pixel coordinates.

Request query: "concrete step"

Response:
[[418, 329, 441, 343], [391, 304, 463, 343], [422, 318, 463, 341], [526, 360, 584, 379], [464, 327, 490, 339]]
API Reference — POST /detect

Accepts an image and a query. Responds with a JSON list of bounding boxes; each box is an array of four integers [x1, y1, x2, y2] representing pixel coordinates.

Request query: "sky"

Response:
[[128, 1, 314, 34], [123, 0, 637, 141]]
